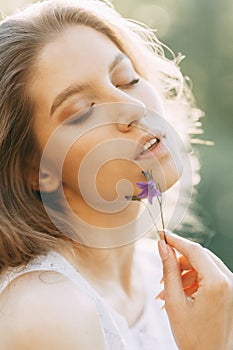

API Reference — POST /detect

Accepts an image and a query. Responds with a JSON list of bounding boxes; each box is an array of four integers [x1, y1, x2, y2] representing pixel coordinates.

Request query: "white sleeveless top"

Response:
[[0, 239, 178, 349]]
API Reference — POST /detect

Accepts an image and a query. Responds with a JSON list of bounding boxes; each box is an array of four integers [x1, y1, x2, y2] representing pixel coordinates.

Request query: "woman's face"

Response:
[[30, 25, 182, 224]]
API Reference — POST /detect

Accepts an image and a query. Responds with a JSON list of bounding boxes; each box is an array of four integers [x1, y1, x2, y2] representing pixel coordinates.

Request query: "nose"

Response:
[[98, 87, 146, 132], [115, 101, 146, 132]]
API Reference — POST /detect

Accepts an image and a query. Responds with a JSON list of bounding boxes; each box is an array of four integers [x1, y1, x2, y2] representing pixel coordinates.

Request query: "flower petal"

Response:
[[137, 188, 148, 199], [148, 193, 154, 204], [136, 181, 148, 189], [150, 187, 161, 197]]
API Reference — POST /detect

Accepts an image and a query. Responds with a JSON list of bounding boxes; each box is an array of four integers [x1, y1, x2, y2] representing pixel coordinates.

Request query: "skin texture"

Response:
[[31, 25, 182, 227], [0, 25, 232, 350], [158, 232, 233, 350], [0, 272, 108, 350]]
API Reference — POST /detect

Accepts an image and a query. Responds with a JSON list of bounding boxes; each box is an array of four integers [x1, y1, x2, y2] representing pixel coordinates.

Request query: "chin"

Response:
[[151, 154, 183, 192]]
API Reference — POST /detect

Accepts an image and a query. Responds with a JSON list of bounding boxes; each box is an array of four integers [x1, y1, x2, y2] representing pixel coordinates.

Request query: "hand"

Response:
[[157, 232, 233, 350]]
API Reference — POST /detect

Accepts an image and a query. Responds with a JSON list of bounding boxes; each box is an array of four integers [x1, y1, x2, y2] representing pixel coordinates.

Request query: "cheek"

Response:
[[62, 138, 142, 200], [61, 138, 90, 190], [61, 127, 112, 191], [136, 81, 164, 115], [32, 115, 58, 153], [96, 160, 143, 201]]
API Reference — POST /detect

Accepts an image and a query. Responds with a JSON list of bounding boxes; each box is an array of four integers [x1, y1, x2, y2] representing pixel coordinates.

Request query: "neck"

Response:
[[60, 188, 144, 294], [61, 187, 146, 247], [62, 242, 136, 295]]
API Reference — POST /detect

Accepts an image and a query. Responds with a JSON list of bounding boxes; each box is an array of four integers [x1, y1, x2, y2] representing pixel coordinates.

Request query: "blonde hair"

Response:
[[0, 0, 202, 271]]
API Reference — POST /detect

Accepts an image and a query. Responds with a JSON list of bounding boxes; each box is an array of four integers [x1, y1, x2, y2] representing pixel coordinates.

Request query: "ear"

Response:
[[23, 155, 60, 193], [38, 167, 60, 193], [29, 164, 60, 193]]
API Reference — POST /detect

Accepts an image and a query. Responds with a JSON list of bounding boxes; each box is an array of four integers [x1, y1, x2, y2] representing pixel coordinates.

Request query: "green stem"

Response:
[[139, 200, 160, 239], [156, 184, 167, 244], [157, 197, 167, 243]]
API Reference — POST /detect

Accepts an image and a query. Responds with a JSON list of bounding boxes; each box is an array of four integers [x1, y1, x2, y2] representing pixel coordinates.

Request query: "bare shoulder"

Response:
[[0, 270, 106, 350]]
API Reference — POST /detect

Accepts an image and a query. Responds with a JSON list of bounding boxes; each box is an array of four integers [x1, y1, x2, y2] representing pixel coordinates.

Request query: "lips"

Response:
[[140, 137, 159, 155], [134, 130, 166, 160]]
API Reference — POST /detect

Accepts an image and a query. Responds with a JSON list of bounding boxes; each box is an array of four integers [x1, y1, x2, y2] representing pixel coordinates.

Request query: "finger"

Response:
[[204, 248, 233, 279], [164, 232, 220, 280], [181, 269, 198, 288], [159, 230, 167, 244], [158, 240, 186, 307], [179, 255, 193, 272], [155, 289, 165, 300], [160, 252, 187, 283], [156, 270, 198, 299], [184, 282, 199, 297], [155, 279, 199, 300], [160, 276, 164, 284]]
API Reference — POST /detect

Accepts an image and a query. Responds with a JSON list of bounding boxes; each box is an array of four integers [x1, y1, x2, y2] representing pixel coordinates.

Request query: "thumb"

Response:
[[158, 240, 186, 309]]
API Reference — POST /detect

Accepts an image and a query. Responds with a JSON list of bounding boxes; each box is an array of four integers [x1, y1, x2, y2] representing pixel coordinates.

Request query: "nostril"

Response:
[[127, 119, 138, 128]]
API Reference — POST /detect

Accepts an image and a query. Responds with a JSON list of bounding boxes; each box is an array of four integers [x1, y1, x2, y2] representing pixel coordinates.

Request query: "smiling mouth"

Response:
[[134, 130, 168, 160], [139, 137, 160, 155]]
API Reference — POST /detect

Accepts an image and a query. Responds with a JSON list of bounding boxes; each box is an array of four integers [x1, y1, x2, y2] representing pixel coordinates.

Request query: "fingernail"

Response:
[[159, 230, 167, 243], [158, 231, 164, 239], [158, 239, 169, 260], [164, 229, 175, 243], [164, 229, 173, 236]]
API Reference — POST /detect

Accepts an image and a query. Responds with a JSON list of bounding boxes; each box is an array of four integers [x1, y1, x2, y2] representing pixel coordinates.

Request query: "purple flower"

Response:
[[125, 170, 165, 241], [124, 170, 162, 204], [136, 179, 161, 204], [125, 170, 167, 243]]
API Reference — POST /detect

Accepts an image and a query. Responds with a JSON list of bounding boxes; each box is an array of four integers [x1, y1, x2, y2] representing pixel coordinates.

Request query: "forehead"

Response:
[[30, 25, 122, 111], [36, 25, 121, 81]]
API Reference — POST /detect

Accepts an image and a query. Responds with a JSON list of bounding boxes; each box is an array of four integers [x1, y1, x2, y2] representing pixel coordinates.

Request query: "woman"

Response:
[[0, 1, 232, 349]]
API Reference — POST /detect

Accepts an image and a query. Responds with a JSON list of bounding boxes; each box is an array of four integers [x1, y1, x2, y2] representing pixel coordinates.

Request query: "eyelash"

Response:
[[67, 105, 94, 125], [116, 78, 140, 88], [68, 78, 140, 125]]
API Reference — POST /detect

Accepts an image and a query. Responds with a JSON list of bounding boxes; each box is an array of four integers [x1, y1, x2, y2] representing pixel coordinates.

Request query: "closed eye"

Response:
[[66, 104, 94, 125], [128, 78, 140, 86], [116, 78, 140, 88], [63, 77, 140, 125]]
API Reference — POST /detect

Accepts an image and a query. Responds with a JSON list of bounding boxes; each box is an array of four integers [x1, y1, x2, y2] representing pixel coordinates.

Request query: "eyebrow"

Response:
[[50, 52, 126, 117]]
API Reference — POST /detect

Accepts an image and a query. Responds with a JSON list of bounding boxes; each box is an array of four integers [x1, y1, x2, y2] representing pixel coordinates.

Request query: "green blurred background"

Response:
[[1, 0, 232, 269], [115, 0, 233, 271]]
